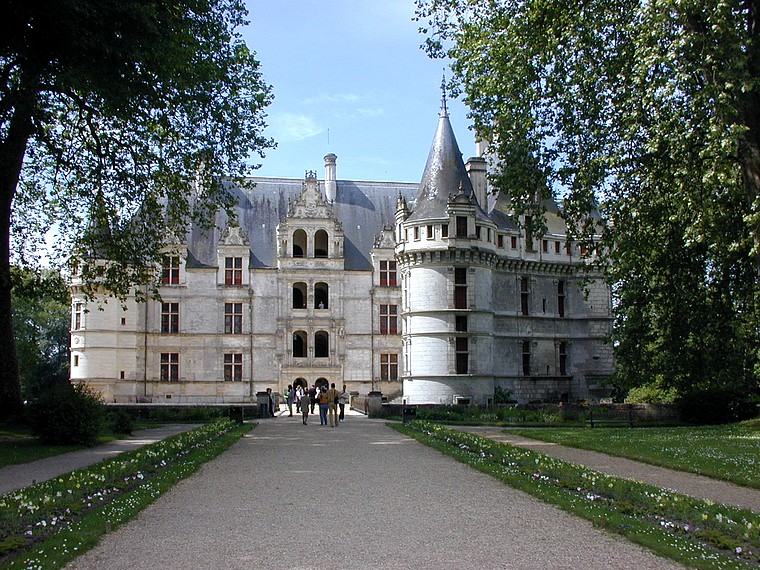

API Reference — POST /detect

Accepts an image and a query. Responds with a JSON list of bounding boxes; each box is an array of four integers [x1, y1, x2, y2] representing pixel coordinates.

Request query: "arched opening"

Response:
[[314, 282, 329, 309], [314, 330, 329, 357], [292, 282, 307, 309], [314, 229, 328, 258], [315, 377, 329, 390], [294, 377, 307, 389], [293, 331, 307, 357], [293, 229, 307, 258]]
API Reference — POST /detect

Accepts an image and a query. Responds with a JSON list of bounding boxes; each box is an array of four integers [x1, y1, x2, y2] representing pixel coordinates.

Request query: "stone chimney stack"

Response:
[[465, 156, 488, 210], [324, 153, 337, 202]]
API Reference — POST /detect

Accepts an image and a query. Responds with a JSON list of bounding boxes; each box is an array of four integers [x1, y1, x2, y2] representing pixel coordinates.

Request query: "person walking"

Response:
[[266, 387, 275, 418], [286, 385, 294, 416], [309, 385, 318, 414], [295, 385, 303, 413], [300, 390, 310, 425], [338, 384, 349, 422], [318, 387, 330, 426], [326, 383, 340, 427]]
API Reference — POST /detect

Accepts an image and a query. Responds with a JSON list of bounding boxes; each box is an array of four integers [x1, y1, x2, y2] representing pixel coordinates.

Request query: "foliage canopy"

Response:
[[0, 0, 274, 418], [416, 0, 760, 414]]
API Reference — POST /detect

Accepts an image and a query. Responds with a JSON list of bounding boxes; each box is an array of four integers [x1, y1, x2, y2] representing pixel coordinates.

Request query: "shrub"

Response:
[[105, 409, 135, 435], [28, 383, 104, 445], [678, 387, 758, 425], [625, 382, 677, 404]]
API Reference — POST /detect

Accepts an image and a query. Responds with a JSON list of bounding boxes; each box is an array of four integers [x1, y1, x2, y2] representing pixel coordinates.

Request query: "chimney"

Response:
[[466, 156, 488, 210], [324, 153, 337, 202]]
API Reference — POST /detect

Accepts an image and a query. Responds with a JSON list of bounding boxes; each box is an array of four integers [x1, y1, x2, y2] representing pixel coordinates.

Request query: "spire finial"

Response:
[[440, 72, 449, 118]]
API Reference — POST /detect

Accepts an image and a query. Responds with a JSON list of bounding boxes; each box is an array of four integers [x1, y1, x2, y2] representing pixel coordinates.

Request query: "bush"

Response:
[[106, 409, 135, 435], [28, 383, 104, 445], [625, 382, 677, 404]]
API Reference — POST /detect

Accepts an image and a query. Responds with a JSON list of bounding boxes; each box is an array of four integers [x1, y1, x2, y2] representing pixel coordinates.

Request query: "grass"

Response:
[[0, 419, 250, 569], [0, 421, 167, 468], [396, 421, 760, 570], [507, 421, 760, 489]]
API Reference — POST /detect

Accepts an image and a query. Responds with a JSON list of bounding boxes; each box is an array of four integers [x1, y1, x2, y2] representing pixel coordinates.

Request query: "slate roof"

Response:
[[186, 178, 418, 271], [407, 106, 490, 223]]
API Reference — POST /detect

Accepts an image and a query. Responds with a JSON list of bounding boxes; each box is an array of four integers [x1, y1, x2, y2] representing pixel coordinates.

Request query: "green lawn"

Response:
[[509, 421, 760, 489]]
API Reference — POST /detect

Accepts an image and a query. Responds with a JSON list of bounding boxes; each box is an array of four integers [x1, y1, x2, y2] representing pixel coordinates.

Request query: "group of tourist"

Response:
[[284, 383, 349, 426]]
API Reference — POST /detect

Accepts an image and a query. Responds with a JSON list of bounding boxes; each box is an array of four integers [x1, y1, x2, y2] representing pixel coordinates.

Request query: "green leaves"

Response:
[[417, 0, 760, 408]]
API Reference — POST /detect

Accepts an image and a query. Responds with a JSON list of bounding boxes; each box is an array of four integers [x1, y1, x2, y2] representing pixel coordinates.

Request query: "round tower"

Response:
[[399, 95, 496, 405]]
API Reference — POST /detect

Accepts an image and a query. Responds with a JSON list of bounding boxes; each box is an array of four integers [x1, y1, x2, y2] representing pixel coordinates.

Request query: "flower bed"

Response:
[[0, 419, 250, 569], [396, 421, 760, 570]]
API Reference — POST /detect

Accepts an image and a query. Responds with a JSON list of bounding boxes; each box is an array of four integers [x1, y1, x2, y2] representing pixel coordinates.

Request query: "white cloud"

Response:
[[270, 113, 323, 142], [302, 93, 360, 105]]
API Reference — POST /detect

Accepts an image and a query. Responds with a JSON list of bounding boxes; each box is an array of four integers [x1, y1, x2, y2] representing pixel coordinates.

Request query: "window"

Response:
[[555, 241, 561, 254], [558, 280, 566, 318], [455, 337, 468, 374], [293, 331, 307, 357], [475, 225, 481, 239], [580, 244, 589, 256], [522, 341, 531, 376], [542, 239, 548, 253], [426, 225, 434, 239], [456, 216, 468, 237], [559, 342, 568, 376], [315, 282, 329, 309], [454, 268, 467, 309], [380, 304, 398, 335], [224, 353, 243, 382], [224, 302, 243, 334], [162, 256, 180, 285], [314, 229, 329, 258], [511, 236, 517, 249], [455, 315, 468, 332], [119, 371, 125, 380], [414, 226, 420, 240], [73, 354, 79, 367], [315, 331, 329, 357], [293, 229, 307, 257], [224, 257, 243, 285], [441, 223, 448, 238], [161, 302, 179, 334], [520, 277, 529, 316], [380, 260, 397, 286], [121, 317, 126, 326], [293, 282, 307, 309], [498, 235, 504, 248], [487, 228, 492, 242], [160, 353, 179, 382], [381, 353, 398, 381], [73, 302, 83, 330]]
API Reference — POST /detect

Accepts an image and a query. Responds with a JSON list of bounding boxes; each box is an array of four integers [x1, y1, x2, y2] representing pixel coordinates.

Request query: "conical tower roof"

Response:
[[408, 94, 487, 222]]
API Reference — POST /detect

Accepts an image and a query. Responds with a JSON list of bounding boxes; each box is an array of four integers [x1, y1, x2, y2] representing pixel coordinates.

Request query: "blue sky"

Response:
[[243, 0, 473, 183]]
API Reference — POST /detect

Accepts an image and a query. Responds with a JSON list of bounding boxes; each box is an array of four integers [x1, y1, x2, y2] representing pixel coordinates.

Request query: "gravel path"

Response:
[[458, 427, 760, 513], [65, 416, 679, 570], [0, 424, 200, 495]]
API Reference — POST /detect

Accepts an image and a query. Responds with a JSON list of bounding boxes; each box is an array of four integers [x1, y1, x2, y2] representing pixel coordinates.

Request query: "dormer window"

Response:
[[162, 255, 180, 285], [224, 257, 243, 285], [456, 216, 467, 237], [315, 229, 328, 258], [293, 229, 307, 258]]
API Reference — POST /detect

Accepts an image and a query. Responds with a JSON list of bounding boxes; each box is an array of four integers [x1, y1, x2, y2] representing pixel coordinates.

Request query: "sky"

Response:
[[243, 0, 474, 183]]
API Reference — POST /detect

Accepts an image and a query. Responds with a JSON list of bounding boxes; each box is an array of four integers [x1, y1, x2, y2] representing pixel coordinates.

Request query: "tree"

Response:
[[0, 0, 273, 418], [416, 0, 759, 414], [12, 267, 70, 400]]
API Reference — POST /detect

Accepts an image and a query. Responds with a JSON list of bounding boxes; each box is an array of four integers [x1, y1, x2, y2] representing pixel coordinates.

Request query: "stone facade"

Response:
[[70, 104, 614, 405]]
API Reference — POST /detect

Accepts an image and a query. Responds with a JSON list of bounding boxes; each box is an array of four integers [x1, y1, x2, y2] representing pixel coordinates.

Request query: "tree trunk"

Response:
[[0, 89, 35, 420]]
